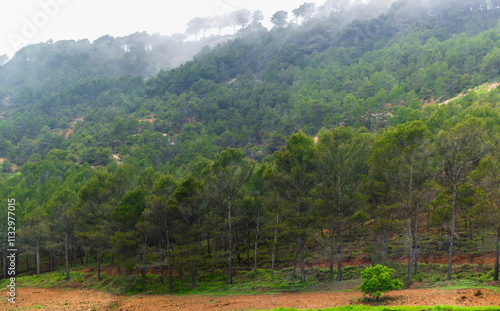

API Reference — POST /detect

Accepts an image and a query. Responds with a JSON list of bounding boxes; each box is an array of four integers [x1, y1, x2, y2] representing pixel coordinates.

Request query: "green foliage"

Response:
[[359, 265, 403, 299], [3, 0, 500, 295]]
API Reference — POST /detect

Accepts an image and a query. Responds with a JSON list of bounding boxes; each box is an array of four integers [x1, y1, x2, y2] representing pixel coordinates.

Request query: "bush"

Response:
[[359, 264, 403, 300]]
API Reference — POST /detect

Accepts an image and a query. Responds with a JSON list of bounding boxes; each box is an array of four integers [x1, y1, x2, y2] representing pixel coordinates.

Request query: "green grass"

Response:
[[0, 264, 361, 296], [12, 305, 47, 310], [1, 259, 498, 296], [0, 270, 86, 289], [249, 307, 500, 311], [92, 266, 360, 296]]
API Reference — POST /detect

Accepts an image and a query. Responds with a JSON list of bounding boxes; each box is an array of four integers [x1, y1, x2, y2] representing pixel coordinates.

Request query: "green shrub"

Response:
[[359, 264, 403, 300]]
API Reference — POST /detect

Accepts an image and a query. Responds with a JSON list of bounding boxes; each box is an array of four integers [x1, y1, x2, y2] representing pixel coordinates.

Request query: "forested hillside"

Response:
[[1, 0, 500, 292]]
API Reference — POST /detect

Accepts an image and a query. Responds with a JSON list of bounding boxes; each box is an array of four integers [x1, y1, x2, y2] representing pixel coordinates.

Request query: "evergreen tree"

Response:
[[269, 131, 316, 283], [203, 148, 253, 285], [315, 126, 371, 281], [438, 117, 488, 280]]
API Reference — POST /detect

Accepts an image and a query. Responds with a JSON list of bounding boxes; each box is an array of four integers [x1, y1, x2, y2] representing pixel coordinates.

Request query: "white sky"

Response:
[[0, 0, 322, 57]]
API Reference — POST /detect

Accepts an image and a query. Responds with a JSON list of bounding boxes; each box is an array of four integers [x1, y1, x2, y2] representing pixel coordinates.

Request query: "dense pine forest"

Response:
[[1, 0, 500, 293]]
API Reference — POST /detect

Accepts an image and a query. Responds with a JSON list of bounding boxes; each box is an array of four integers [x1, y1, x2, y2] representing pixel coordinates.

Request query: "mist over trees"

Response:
[[183, 0, 401, 39]]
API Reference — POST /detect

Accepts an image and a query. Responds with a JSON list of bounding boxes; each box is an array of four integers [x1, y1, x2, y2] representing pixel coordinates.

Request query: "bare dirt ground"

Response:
[[2, 287, 499, 311]]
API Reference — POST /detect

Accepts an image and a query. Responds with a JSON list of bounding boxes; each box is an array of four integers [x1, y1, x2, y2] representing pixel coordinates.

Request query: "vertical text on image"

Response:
[[6, 198, 16, 303]]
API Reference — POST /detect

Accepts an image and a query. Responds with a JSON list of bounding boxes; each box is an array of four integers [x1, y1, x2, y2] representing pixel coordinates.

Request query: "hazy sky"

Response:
[[0, 0, 321, 57]]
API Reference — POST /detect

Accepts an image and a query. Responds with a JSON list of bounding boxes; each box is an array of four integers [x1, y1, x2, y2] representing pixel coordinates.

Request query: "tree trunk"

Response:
[[271, 211, 278, 280], [191, 243, 197, 288], [142, 245, 147, 291], [211, 239, 216, 275], [247, 232, 250, 268], [141, 267, 146, 291], [494, 227, 499, 281], [167, 234, 173, 290], [300, 235, 305, 283], [65, 233, 70, 281], [270, 237, 276, 280], [236, 234, 241, 267], [408, 163, 414, 282], [179, 254, 183, 278], [447, 181, 457, 281], [330, 229, 334, 275], [408, 218, 413, 282], [414, 212, 419, 275], [469, 216, 473, 241], [36, 240, 40, 277], [254, 210, 259, 276], [227, 197, 233, 285], [337, 226, 342, 282], [160, 244, 164, 284], [53, 252, 57, 272], [442, 159, 446, 188], [207, 235, 211, 255], [382, 228, 388, 267], [337, 176, 343, 282], [191, 260, 196, 288], [292, 239, 298, 278], [97, 250, 101, 281]]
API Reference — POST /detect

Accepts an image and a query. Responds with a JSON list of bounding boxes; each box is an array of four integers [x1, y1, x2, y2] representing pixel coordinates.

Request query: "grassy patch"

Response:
[[0, 265, 362, 296], [2, 260, 499, 296], [0, 271, 85, 289], [249, 307, 500, 311]]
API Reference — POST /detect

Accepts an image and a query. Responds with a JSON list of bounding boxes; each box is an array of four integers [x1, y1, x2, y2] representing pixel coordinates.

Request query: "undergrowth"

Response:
[[0, 261, 498, 296]]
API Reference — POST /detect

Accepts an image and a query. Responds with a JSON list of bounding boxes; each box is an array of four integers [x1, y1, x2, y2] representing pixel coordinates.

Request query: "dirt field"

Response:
[[1, 287, 499, 311]]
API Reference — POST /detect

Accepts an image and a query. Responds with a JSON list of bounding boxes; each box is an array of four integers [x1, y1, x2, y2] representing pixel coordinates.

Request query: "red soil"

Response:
[[305, 252, 498, 269], [58, 118, 82, 139], [400, 252, 498, 265], [3, 287, 500, 311]]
